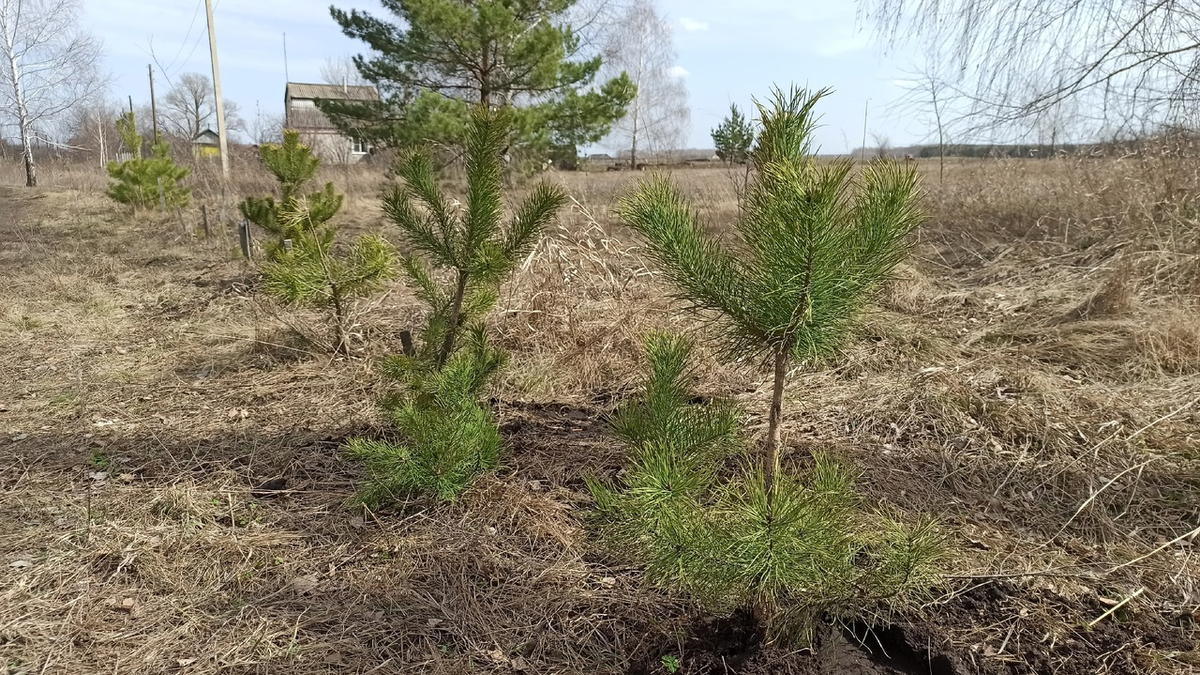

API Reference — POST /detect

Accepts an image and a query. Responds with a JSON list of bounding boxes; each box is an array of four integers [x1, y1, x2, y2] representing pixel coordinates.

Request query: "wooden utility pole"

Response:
[[204, 0, 230, 180], [148, 64, 159, 141], [97, 118, 106, 168]]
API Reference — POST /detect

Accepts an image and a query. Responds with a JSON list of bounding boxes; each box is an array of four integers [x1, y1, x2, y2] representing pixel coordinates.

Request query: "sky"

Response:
[[82, 0, 930, 153]]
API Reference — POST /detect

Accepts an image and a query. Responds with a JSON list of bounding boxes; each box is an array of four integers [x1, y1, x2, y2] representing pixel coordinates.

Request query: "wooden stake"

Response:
[[201, 205, 211, 238], [157, 177, 165, 213], [238, 220, 252, 260], [400, 330, 415, 357]]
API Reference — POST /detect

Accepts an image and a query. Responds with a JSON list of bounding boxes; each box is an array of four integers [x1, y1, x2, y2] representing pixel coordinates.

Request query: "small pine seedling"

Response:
[[239, 130, 344, 259], [346, 105, 567, 504], [106, 112, 191, 210], [591, 334, 945, 644], [244, 131, 397, 352], [611, 86, 943, 641]]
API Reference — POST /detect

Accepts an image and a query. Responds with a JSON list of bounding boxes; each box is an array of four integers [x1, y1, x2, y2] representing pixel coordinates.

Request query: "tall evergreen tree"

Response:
[[321, 0, 635, 158]]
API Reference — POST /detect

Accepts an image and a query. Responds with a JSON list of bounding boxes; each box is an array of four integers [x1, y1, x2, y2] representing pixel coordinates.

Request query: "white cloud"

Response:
[[680, 17, 709, 32], [670, 65, 690, 78]]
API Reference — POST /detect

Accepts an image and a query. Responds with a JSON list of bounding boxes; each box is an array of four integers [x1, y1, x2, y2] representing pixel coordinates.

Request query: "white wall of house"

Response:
[[286, 98, 369, 165], [295, 129, 369, 165]]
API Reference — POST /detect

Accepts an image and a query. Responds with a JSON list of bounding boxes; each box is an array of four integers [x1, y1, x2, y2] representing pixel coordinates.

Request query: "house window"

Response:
[[351, 137, 368, 154]]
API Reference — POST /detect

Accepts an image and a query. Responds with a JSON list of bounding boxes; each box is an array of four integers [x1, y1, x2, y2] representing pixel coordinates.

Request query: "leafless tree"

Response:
[[59, 97, 122, 166], [600, 0, 689, 167], [0, 0, 104, 186], [892, 54, 958, 183], [870, 131, 892, 158], [250, 106, 284, 145], [160, 72, 245, 141], [861, 0, 1200, 133], [319, 55, 368, 88]]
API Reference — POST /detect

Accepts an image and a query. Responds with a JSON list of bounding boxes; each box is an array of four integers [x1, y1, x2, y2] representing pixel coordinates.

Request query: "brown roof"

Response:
[[285, 82, 379, 102]]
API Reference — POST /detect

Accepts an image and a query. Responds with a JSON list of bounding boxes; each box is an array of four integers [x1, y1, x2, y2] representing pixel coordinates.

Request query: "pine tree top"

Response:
[[260, 130, 322, 202], [620, 86, 924, 366]]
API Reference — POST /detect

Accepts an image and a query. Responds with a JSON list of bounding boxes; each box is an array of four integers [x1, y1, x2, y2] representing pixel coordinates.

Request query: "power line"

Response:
[[163, 0, 205, 74]]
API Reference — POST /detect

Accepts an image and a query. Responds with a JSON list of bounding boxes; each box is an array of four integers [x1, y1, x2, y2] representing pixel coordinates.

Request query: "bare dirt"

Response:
[[2, 163, 1198, 675]]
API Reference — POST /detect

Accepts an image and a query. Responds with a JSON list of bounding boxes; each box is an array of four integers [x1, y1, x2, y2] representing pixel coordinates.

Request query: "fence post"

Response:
[[201, 205, 211, 238], [400, 330, 415, 357], [157, 177, 165, 213], [238, 219, 252, 260]]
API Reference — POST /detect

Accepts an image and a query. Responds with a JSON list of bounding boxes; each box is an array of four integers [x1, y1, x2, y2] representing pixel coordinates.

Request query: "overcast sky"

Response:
[[83, 0, 928, 152]]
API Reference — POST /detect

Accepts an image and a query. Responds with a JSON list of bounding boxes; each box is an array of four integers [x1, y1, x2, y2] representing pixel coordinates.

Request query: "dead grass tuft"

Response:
[[1054, 254, 1138, 323]]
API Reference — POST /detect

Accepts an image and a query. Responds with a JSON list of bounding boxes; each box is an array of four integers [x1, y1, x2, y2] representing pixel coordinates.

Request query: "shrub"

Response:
[[601, 86, 944, 641], [242, 131, 396, 352], [106, 112, 191, 210], [591, 334, 945, 643], [346, 105, 567, 504]]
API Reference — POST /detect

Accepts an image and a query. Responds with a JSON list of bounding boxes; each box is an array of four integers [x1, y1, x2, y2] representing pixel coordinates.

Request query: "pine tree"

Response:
[[239, 130, 344, 259], [242, 131, 397, 353], [321, 0, 635, 158], [591, 335, 944, 644], [346, 105, 568, 503], [604, 86, 943, 641], [711, 103, 755, 164], [106, 112, 191, 210]]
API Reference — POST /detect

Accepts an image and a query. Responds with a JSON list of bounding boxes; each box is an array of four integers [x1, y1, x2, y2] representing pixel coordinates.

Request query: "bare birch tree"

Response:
[[861, 0, 1200, 132], [161, 72, 245, 140], [0, 0, 103, 186], [319, 55, 368, 88], [600, 0, 689, 167]]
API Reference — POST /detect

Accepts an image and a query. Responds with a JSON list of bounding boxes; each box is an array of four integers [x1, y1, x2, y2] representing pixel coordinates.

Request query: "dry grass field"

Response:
[[1, 152, 1198, 674]]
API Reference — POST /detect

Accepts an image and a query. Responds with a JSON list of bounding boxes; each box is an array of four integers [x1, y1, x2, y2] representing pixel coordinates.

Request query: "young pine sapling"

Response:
[[106, 112, 191, 210], [606, 86, 943, 641], [344, 106, 568, 503], [242, 130, 397, 353]]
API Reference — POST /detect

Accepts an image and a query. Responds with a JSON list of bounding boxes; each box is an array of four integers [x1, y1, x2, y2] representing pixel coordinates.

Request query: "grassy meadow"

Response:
[[1, 151, 1198, 674]]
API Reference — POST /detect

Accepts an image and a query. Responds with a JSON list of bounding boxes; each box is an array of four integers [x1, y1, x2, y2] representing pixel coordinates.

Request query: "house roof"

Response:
[[285, 82, 379, 102], [192, 129, 220, 145]]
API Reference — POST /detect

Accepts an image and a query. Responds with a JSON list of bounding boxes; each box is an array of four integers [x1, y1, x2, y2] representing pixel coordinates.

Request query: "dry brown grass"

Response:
[[2, 151, 1198, 675]]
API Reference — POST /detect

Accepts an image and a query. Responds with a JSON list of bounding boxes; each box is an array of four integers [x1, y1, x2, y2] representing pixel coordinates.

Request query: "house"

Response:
[[192, 129, 220, 160], [284, 82, 380, 164]]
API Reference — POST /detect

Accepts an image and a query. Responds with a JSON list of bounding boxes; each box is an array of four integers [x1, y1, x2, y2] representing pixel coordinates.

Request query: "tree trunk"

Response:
[[21, 133, 35, 187], [763, 347, 788, 499], [436, 271, 469, 369], [3, 15, 35, 187], [629, 52, 644, 170]]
